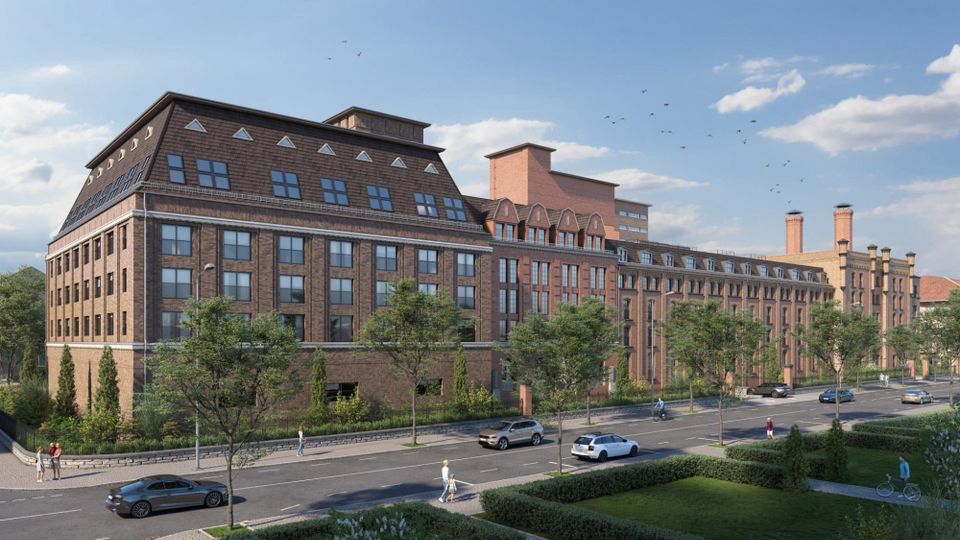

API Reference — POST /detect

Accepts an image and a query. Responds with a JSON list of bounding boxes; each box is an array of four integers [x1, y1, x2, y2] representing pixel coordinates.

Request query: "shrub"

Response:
[[0, 385, 15, 413], [54, 345, 77, 418], [133, 385, 178, 441], [843, 504, 895, 540], [923, 407, 960, 498], [116, 416, 141, 442], [331, 389, 372, 424], [308, 349, 328, 424], [12, 378, 53, 426], [851, 423, 925, 437], [81, 408, 119, 444], [723, 445, 827, 479], [782, 425, 808, 491], [844, 431, 921, 452], [160, 420, 183, 440], [825, 418, 849, 482]]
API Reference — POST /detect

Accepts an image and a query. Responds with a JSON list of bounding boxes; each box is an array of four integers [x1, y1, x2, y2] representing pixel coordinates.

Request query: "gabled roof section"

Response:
[[919, 275, 960, 303]]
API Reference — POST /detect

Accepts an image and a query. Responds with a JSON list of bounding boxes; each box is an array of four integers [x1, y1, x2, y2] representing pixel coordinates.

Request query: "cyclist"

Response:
[[653, 397, 665, 419], [898, 455, 910, 498]]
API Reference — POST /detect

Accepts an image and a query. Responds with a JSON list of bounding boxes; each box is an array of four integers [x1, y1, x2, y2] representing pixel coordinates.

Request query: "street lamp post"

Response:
[[195, 263, 216, 470]]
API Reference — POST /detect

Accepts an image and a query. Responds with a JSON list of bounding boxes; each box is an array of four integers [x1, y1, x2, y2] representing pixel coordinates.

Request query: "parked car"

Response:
[[901, 389, 933, 404], [747, 383, 792, 398], [478, 419, 544, 450], [105, 475, 226, 518], [571, 432, 640, 462], [819, 388, 855, 403]]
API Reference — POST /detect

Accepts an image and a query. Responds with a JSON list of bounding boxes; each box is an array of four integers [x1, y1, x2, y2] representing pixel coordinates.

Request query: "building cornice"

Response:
[[489, 239, 617, 259], [47, 210, 137, 260], [616, 261, 833, 288]]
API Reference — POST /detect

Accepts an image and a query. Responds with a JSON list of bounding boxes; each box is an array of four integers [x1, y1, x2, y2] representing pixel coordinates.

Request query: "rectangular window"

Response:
[[223, 230, 251, 260], [531, 291, 539, 313], [83, 244, 89, 264], [56, 288, 61, 306], [418, 283, 438, 295], [537, 228, 545, 244], [509, 290, 518, 314], [505, 224, 515, 240], [107, 272, 114, 295], [418, 249, 438, 274], [532, 261, 539, 285], [95, 314, 102, 336], [376, 245, 397, 271], [330, 278, 353, 305], [167, 154, 186, 183], [499, 289, 507, 314], [457, 285, 475, 309], [73, 248, 79, 268], [281, 314, 305, 341], [321, 178, 349, 205], [571, 265, 579, 288], [74, 317, 79, 336], [162, 224, 192, 256], [121, 225, 127, 250], [367, 185, 393, 212], [458, 319, 476, 342], [279, 275, 305, 303], [271, 170, 301, 199], [64, 252, 70, 269], [509, 259, 518, 284], [541, 262, 549, 286], [95, 238, 102, 259], [414, 192, 438, 217], [499, 258, 507, 283], [499, 320, 508, 340], [161, 268, 192, 299], [122, 311, 127, 336], [457, 253, 475, 277], [329, 315, 353, 342], [222, 271, 251, 301], [196, 159, 230, 189], [106, 232, 115, 255], [74, 283, 79, 302], [562, 264, 569, 287], [161, 312, 191, 340], [106, 313, 114, 336], [442, 197, 466, 221], [95, 276, 102, 298], [376, 281, 394, 306], [122, 269, 127, 293], [83, 315, 90, 336], [278, 235, 305, 264], [330, 240, 353, 268], [541, 291, 548, 314], [495, 223, 504, 240], [325, 382, 358, 402]]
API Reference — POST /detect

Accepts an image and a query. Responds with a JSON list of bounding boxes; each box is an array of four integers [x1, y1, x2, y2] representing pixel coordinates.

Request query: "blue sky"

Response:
[[2, 1, 959, 275]]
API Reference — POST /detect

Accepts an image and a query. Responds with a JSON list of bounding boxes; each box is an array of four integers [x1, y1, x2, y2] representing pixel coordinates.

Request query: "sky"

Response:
[[2, 1, 959, 276]]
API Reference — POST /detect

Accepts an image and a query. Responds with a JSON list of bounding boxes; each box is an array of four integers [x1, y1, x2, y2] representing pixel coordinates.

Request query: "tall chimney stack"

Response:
[[834, 203, 853, 252], [785, 210, 804, 255]]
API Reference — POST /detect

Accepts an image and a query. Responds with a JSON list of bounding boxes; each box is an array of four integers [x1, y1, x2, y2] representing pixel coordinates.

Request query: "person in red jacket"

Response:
[[766, 418, 774, 440]]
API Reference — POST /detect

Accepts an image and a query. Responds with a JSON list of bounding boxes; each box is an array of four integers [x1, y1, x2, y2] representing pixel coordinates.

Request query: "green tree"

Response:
[[800, 302, 881, 419], [503, 297, 619, 474], [95, 346, 121, 414], [452, 343, 470, 413], [0, 266, 45, 384], [782, 424, 808, 492], [55, 345, 77, 417], [13, 378, 53, 426], [923, 407, 960, 498], [360, 279, 460, 446], [309, 349, 328, 424], [661, 301, 711, 411], [885, 324, 917, 385], [762, 338, 783, 383], [825, 418, 849, 481], [914, 290, 960, 404], [614, 347, 630, 399], [151, 297, 302, 529], [19, 342, 39, 383]]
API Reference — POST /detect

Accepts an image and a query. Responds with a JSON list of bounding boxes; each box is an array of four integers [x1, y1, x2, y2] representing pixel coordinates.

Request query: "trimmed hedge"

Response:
[[480, 455, 786, 540], [724, 445, 826, 479], [862, 411, 953, 429], [224, 502, 521, 540], [851, 423, 926, 437], [844, 431, 921, 452]]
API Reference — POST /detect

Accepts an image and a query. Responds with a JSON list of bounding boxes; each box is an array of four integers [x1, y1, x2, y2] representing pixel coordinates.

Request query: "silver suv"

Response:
[[478, 419, 544, 450]]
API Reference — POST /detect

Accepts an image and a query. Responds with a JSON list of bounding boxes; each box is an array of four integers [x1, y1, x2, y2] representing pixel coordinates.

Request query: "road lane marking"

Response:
[[257, 469, 281, 473], [402, 451, 419, 455], [310, 462, 331, 467], [94, 537, 110, 540], [479, 468, 498, 473], [521, 462, 538, 466], [31, 496, 44, 499], [198, 475, 221, 479], [358, 457, 377, 461], [48, 494, 62, 498], [0, 501, 6, 504], [12, 499, 25, 502], [0, 508, 81, 522], [380, 483, 400, 488], [657, 441, 669, 445], [327, 491, 347, 497], [280, 504, 300, 512], [455, 479, 474, 486]]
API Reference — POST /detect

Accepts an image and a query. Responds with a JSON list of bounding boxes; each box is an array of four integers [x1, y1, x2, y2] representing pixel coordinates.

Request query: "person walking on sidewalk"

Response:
[[438, 459, 450, 502], [446, 473, 458, 502], [47, 441, 56, 472], [766, 417, 774, 440], [296, 425, 305, 457], [52, 442, 63, 480], [35, 447, 45, 483], [898, 455, 911, 497]]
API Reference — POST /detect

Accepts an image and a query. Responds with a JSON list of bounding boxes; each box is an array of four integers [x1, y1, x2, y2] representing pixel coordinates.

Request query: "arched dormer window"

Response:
[[758, 265, 769, 277], [723, 260, 735, 273]]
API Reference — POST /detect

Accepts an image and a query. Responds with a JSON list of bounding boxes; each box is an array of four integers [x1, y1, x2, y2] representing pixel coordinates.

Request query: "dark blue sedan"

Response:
[[819, 388, 855, 403], [105, 474, 226, 518]]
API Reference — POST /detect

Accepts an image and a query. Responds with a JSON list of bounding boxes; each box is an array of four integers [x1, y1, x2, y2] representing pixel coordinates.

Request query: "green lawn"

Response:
[[808, 447, 937, 492], [572, 477, 887, 540]]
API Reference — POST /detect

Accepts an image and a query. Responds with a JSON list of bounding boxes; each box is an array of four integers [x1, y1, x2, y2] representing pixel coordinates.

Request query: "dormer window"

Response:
[[705, 258, 716, 271], [723, 260, 734, 273], [804, 270, 813, 282], [424, 163, 439, 174], [356, 150, 372, 162], [741, 262, 752, 275], [414, 192, 438, 217], [684, 256, 695, 269], [318, 143, 335, 155], [495, 223, 515, 240], [640, 251, 653, 265], [277, 136, 296, 149], [759, 265, 769, 277], [662, 253, 674, 267], [775, 267, 785, 279], [442, 197, 466, 221], [790, 269, 800, 280], [617, 247, 628, 263], [391, 157, 407, 168]]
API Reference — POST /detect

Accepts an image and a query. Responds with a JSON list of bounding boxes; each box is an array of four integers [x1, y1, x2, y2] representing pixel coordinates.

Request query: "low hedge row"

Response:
[[225, 502, 522, 540], [860, 410, 953, 429], [843, 431, 921, 452], [724, 445, 826, 478], [479, 455, 785, 540], [851, 423, 926, 437]]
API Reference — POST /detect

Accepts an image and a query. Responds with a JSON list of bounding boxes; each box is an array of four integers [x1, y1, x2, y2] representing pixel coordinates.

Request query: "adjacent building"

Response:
[[918, 275, 960, 312]]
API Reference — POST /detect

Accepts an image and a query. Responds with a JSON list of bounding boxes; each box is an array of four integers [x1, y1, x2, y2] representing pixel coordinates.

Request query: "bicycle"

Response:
[[876, 473, 921, 502]]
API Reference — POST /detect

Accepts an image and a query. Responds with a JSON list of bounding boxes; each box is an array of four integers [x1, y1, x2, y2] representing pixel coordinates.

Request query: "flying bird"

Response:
[[736, 129, 742, 134], [680, 146, 686, 150], [649, 112, 655, 117], [327, 57, 333, 60], [742, 139, 748, 144], [765, 164, 770, 168], [663, 103, 670, 107], [750, 119, 757, 123], [357, 51, 363, 56], [783, 160, 791, 167], [799, 177, 805, 183], [341, 40, 348, 44], [707, 134, 713, 137], [641, 89, 648, 94]]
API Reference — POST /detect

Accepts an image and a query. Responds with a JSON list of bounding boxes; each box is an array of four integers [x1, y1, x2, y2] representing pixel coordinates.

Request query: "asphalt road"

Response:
[[0, 382, 952, 540]]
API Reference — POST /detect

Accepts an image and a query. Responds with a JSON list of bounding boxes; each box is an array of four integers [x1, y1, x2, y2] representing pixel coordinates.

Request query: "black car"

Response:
[[747, 383, 792, 398], [819, 388, 855, 403], [105, 474, 226, 518]]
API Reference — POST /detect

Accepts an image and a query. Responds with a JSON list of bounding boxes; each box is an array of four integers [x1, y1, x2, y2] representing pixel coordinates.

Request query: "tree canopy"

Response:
[[0, 266, 45, 383]]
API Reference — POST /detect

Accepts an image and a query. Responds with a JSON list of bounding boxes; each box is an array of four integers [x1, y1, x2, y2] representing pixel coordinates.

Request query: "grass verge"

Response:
[[204, 524, 248, 537], [807, 447, 936, 491]]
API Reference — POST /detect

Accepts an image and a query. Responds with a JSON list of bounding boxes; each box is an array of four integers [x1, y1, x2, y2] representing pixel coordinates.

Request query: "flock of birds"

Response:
[[602, 92, 807, 208], [325, 40, 362, 61]]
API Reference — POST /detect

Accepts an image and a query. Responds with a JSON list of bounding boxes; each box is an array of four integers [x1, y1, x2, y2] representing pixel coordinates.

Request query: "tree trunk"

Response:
[[688, 380, 694, 412], [226, 438, 235, 529], [900, 363, 905, 385], [586, 394, 592, 425], [717, 385, 725, 447], [411, 388, 418, 445], [556, 410, 564, 475], [950, 361, 955, 407], [835, 371, 841, 421]]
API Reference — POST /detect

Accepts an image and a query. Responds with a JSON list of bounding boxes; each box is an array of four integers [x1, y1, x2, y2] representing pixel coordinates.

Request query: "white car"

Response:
[[571, 432, 640, 462]]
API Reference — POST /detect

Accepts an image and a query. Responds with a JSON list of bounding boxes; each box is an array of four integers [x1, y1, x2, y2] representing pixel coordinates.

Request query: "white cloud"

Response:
[[427, 118, 609, 196], [714, 70, 806, 113], [816, 63, 875, 78], [595, 168, 708, 192], [712, 62, 729, 73], [0, 93, 67, 127], [648, 204, 776, 256], [31, 64, 72, 78], [737, 55, 816, 83], [762, 44, 960, 154]]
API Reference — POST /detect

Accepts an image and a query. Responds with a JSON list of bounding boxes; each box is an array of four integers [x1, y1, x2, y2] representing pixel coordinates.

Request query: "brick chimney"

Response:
[[323, 106, 429, 143], [785, 210, 803, 255], [834, 204, 853, 252]]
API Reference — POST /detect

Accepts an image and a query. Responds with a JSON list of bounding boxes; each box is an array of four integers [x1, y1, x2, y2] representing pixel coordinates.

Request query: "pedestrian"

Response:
[[438, 459, 450, 503], [898, 455, 911, 498], [35, 447, 45, 483], [446, 473, 458, 502], [766, 417, 774, 440], [52, 442, 62, 480], [296, 425, 305, 457], [47, 441, 56, 471]]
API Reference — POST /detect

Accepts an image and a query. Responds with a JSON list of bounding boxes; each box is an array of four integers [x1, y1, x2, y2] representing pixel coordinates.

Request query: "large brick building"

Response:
[[45, 93, 919, 414]]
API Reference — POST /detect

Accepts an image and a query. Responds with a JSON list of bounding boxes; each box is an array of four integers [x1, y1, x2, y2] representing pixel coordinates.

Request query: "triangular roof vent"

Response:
[[277, 136, 296, 149], [233, 128, 253, 141], [185, 119, 207, 132], [391, 157, 407, 168], [318, 143, 336, 155], [424, 163, 439, 174], [356, 150, 372, 162]]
